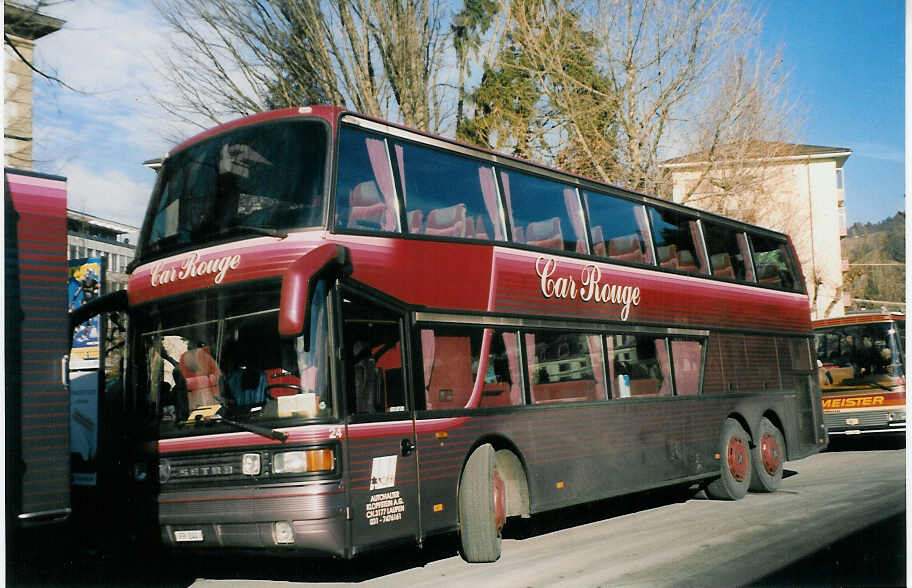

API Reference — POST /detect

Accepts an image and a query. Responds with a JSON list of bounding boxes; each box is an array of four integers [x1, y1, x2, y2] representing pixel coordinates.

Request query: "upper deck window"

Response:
[[393, 141, 506, 240], [703, 221, 752, 281], [500, 169, 588, 254], [335, 126, 402, 233], [750, 234, 800, 291], [140, 119, 327, 259], [648, 207, 708, 274], [583, 191, 653, 265]]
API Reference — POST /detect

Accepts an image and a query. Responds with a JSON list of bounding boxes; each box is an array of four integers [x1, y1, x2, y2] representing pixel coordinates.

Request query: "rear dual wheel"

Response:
[[749, 417, 784, 493], [706, 418, 752, 500], [458, 444, 506, 563]]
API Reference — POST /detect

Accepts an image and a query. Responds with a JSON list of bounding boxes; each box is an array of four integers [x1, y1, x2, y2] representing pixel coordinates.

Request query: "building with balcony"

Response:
[[67, 210, 138, 293], [661, 142, 852, 320]]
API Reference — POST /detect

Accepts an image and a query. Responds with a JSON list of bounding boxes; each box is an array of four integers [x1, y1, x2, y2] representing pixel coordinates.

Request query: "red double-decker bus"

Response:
[[814, 312, 905, 436], [87, 106, 826, 562]]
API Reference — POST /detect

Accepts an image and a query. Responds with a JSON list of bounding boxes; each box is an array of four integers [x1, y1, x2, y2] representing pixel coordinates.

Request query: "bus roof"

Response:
[[814, 312, 905, 329], [162, 105, 792, 242]]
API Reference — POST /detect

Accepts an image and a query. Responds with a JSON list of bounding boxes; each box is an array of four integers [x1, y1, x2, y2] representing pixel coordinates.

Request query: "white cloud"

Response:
[[59, 161, 155, 228], [849, 143, 904, 164]]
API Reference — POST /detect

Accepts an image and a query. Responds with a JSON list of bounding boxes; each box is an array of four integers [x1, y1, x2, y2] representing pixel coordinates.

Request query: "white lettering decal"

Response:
[[365, 490, 406, 526], [150, 251, 242, 287], [535, 256, 641, 321]]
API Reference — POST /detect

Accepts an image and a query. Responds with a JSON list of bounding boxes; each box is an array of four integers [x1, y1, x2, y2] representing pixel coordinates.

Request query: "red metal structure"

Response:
[[4, 169, 71, 530], [814, 312, 905, 436], [88, 107, 826, 562]]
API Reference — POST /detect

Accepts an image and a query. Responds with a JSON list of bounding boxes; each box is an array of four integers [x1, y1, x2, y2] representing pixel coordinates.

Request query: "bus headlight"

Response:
[[272, 449, 334, 474], [242, 453, 261, 476]]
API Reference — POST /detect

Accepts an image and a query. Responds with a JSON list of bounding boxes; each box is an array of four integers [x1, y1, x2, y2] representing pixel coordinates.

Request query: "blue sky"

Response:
[[760, 0, 905, 225], [30, 0, 905, 228]]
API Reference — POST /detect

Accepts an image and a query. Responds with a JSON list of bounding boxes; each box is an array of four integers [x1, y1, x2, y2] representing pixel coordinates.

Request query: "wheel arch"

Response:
[[459, 434, 531, 519]]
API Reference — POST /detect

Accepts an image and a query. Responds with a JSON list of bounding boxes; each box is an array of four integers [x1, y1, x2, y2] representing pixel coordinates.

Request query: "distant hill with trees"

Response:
[[844, 211, 905, 311]]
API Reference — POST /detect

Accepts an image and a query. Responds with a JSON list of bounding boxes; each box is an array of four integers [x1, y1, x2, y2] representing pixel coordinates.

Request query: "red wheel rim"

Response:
[[760, 432, 781, 476], [727, 436, 749, 482], [493, 468, 506, 534]]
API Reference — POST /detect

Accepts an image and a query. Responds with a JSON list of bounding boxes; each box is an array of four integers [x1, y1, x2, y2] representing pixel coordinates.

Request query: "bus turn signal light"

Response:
[[273, 449, 334, 474]]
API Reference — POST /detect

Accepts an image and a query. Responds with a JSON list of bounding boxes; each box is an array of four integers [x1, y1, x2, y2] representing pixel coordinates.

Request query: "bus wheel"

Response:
[[458, 444, 504, 563], [749, 418, 784, 493], [705, 418, 752, 500]]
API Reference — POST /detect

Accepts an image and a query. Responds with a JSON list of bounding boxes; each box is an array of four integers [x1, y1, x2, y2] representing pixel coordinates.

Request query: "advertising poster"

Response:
[[69, 257, 103, 486], [69, 258, 102, 370], [70, 371, 99, 486]]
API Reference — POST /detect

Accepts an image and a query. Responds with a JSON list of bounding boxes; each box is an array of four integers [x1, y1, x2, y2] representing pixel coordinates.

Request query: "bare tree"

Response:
[[592, 0, 797, 197], [153, 0, 447, 132]]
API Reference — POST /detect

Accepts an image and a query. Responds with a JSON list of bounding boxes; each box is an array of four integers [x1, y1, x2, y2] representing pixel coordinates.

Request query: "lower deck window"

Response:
[[526, 331, 604, 403], [609, 334, 672, 398]]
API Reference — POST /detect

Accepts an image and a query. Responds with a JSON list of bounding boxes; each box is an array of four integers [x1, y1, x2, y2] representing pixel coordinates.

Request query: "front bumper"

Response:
[[159, 480, 347, 555]]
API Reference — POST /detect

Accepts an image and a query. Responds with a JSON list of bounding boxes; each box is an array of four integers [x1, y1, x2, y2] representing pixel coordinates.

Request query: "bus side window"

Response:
[[478, 331, 523, 408], [392, 140, 506, 241], [524, 331, 605, 404], [671, 339, 703, 396], [420, 327, 483, 410], [750, 234, 799, 291], [648, 207, 708, 275], [703, 221, 750, 281], [342, 295, 406, 415], [335, 126, 402, 234], [583, 191, 653, 265], [611, 334, 672, 398]]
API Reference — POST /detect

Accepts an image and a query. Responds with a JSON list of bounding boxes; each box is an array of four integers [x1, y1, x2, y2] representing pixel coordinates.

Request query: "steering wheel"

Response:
[[266, 384, 304, 398]]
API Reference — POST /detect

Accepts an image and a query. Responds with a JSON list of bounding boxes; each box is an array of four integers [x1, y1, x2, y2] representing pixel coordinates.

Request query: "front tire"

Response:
[[706, 418, 752, 500], [749, 417, 784, 493], [458, 444, 505, 562]]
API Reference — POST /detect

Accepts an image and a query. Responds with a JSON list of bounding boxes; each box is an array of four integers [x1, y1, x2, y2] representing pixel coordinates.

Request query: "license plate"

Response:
[[845, 418, 860, 426], [174, 529, 204, 542]]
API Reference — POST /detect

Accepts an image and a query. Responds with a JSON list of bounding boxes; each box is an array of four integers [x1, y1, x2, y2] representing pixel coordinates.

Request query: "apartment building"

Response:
[[662, 142, 852, 320]]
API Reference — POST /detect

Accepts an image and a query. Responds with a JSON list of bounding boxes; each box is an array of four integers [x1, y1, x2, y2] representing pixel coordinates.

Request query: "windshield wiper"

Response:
[[187, 405, 288, 442], [215, 225, 288, 240], [218, 412, 288, 442]]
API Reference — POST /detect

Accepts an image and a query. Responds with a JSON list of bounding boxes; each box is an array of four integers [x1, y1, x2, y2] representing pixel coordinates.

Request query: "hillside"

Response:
[[843, 211, 905, 310]]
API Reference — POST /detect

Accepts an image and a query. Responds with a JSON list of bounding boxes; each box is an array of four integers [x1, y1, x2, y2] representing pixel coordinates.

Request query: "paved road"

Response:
[[8, 438, 904, 587], [187, 437, 905, 588]]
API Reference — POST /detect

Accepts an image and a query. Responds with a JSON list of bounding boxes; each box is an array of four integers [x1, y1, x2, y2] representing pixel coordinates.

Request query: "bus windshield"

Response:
[[815, 320, 905, 390], [140, 282, 332, 436], [139, 119, 327, 260]]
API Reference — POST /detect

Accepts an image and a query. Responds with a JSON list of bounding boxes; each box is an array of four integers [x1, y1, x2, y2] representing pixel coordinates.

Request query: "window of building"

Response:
[[393, 141, 506, 240], [583, 191, 654, 265], [500, 169, 588, 254], [836, 168, 844, 191]]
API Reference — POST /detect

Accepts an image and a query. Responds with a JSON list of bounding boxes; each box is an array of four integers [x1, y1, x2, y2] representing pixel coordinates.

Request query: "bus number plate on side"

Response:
[[174, 530, 204, 542]]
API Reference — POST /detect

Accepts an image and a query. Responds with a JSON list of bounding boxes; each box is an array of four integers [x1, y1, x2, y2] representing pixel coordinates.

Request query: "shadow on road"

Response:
[[824, 433, 906, 452], [749, 512, 906, 588], [8, 484, 698, 587]]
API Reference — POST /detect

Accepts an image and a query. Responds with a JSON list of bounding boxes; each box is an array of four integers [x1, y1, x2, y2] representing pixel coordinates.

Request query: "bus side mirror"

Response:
[[279, 244, 351, 347]]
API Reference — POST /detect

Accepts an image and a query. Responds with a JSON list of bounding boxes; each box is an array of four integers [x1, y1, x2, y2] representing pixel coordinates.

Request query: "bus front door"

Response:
[[341, 293, 419, 554]]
